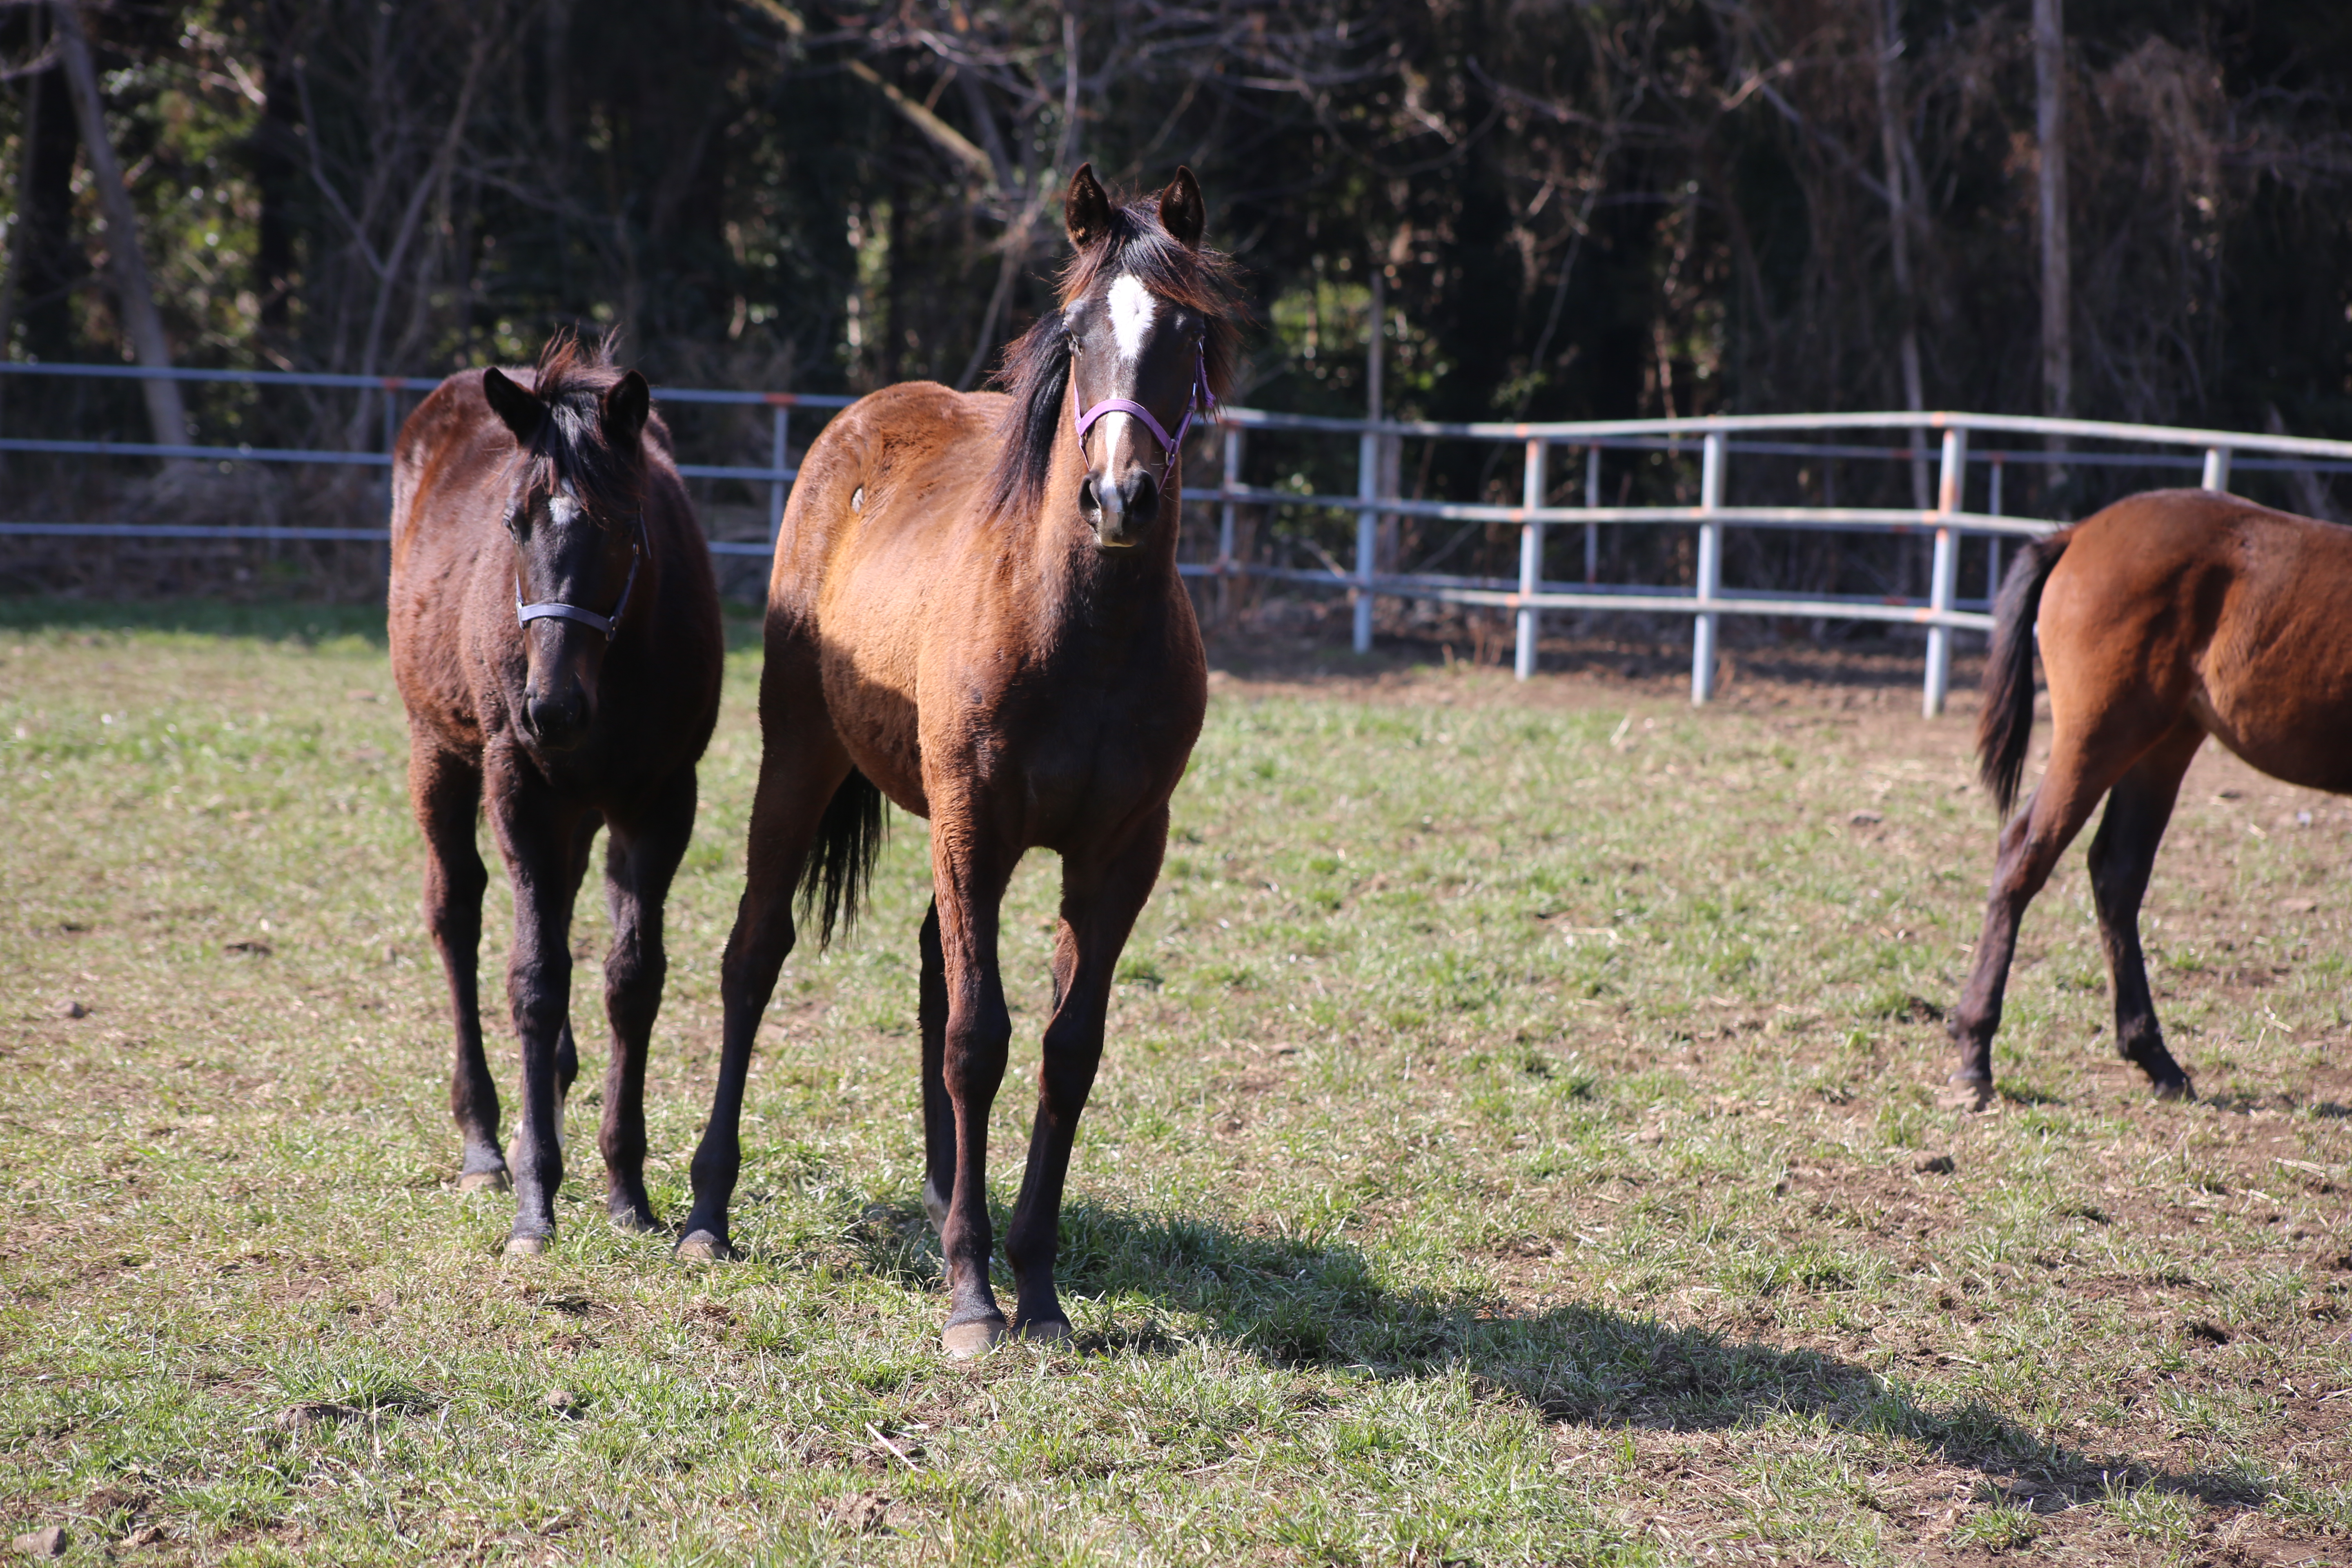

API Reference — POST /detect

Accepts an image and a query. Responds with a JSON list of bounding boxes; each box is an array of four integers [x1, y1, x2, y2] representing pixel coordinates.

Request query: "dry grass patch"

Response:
[[2, 602, 2348, 1565]]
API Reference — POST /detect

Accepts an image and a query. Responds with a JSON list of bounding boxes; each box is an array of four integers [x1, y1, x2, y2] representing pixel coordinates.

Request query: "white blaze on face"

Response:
[[1090, 273, 1164, 472], [1108, 274, 1158, 365]]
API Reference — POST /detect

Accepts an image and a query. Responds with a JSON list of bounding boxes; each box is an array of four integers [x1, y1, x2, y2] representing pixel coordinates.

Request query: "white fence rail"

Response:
[[1184, 407, 2352, 714], [11, 363, 2352, 716]]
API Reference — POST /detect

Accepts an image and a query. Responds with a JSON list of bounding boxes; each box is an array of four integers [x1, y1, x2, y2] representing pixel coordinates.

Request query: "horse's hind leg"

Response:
[[597, 765, 698, 1233], [410, 741, 502, 1191], [1003, 809, 1168, 1343], [1949, 735, 2144, 1107], [2087, 721, 2204, 1098], [556, 811, 600, 1126], [679, 740, 849, 1260], [919, 899, 953, 1233]]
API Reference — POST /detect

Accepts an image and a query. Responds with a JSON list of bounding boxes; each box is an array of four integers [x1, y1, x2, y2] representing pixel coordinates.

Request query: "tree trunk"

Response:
[[2035, 0, 2071, 498], [1874, 0, 1930, 514], [4, 16, 90, 368], [53, 0, 189, 450]]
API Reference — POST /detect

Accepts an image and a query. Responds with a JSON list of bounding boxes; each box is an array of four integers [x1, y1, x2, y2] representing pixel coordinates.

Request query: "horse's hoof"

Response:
[[941, 1317, 1008, 1359], [503, 1233, 550, 1258], [609, 1205, 662, 1236], [456, 1169, 510, 1195], [1016, 1316, 1072, 1345], [2153, 1075, 2196, 1103], [675, 1229, 737, 1263], [1938, 1074, 1995, 1114]]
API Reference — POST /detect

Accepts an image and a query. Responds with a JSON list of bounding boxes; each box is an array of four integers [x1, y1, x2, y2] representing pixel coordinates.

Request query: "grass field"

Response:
[[3, 602, 2348, 1566]]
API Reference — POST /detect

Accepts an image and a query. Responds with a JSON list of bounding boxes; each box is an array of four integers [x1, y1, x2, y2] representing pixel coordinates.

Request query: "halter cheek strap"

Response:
[[515, 514, 645, 639], [1072, 345, 1214, 460]]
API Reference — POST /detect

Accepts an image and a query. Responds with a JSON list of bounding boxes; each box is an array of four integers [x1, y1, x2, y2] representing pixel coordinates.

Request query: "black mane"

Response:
[[513, 331, 650, 525]]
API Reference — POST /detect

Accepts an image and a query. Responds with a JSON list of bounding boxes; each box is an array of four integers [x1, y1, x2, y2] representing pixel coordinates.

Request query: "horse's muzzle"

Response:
[[523, 679, 596, 752], [1082, 469, 1159, 549]]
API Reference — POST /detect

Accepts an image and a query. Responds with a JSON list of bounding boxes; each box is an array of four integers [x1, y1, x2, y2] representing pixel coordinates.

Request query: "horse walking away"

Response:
[[1950, 487, 2352, 1109], [390, 334, 723, 1253], [677, 164, 1239, 1356]]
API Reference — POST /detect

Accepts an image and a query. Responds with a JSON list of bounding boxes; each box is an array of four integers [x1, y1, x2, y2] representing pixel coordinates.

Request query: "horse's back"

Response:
[[2046, 489, 2352, 788], [762, 383, 1008, 801], [389, 372, 512, 746], [769, 381, 1004, 611]]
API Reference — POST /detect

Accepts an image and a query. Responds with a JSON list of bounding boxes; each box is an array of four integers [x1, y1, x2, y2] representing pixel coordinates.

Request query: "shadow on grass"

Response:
[[0, 595, 769, 652], [832, 1192, 2266, 1512]]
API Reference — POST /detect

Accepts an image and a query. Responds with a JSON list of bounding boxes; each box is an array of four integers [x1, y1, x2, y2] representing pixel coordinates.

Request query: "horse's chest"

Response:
[[974, 681, 1202, 840]]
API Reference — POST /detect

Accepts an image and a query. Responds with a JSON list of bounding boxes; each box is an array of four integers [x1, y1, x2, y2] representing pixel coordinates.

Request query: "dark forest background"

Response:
[[4, 0, 2352, 608]]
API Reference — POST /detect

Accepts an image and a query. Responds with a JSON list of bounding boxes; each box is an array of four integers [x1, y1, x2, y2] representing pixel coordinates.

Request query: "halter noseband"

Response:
[[515, 512, 645, 639], [1072, 343, 1214, 461]]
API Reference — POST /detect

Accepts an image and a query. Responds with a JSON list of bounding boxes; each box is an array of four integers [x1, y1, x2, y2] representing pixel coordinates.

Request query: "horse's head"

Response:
[[483, 345, 651, 754], [1060, 166, 1215, 548], [987, 165, 1238, 549]]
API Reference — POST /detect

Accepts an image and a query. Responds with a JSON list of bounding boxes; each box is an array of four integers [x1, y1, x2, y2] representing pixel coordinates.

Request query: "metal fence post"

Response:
[[1692, 432, 1723, 704], [1514, 439, 1548, 680], [1584, 444, 1601, 584], [2201, 445, 2232, 493], [380, 383, 399, 574], [1986, 455, 2004, 602], [1353, 427, 1378, 653], [1923, 425, 1969, 717], [1219, 425, 1241, 570], [768, 403, 791, 545]]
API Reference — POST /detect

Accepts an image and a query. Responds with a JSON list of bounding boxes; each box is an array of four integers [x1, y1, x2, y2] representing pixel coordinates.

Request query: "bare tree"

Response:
[[53, 0, 187, 450], [2036, 0, 2071, 424]]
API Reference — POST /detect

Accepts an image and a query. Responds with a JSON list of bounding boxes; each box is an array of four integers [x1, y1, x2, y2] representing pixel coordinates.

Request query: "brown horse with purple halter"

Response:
[[1950, 487, 2352, 1108], [677, 165, 1238, 1356], [389, 334, 722, 1253]]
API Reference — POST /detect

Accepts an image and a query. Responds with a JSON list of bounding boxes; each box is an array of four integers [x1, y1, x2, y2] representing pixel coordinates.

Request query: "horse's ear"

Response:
[[1065, 162, 1112, 250], [1158, 166, 1205, 249], [482, 368, 544, 445], [602, 370, 650, 450]]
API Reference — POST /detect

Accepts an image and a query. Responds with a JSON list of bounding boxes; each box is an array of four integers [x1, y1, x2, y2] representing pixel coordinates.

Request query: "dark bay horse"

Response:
[[390, 335, 722, 1253], [677, 165, 1238, 1355], [1951, 487, 2352, 1108]]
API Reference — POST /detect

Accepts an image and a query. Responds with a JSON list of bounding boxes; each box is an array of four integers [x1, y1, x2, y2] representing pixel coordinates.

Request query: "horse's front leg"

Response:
[[598, 766, 698, 1232], [1004, 808, 1167, 1342], [512, 811, 598, 1175], [930, 814, 1017, 1357], [485, 755, 594, 1254]]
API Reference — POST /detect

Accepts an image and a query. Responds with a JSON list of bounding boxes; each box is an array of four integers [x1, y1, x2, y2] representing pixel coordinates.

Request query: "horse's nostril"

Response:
[[1079, 476, 1101, 519]]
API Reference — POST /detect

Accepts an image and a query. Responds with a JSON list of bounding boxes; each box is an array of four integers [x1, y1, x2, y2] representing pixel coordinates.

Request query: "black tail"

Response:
[[1978, 529, 2072, 818], [796, 770, 886, 950]]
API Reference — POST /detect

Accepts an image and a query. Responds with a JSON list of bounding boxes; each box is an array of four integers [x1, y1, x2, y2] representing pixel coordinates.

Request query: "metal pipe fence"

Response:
[[10, 362, 2352, 714], [0, 361, 851, 558], [1185, 405, 2352, 713]]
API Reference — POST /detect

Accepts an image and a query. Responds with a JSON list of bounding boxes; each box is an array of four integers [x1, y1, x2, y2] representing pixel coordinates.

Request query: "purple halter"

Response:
[[515, 513, 645, 639], [1072, 344, 1214, 460]]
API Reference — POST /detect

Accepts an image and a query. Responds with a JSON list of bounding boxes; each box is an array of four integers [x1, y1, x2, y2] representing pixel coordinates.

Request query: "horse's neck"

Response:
[[1017, 440, 1181, 630]]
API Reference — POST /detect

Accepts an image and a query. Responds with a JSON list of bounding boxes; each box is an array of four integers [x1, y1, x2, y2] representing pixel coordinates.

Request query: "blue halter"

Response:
[[515, 513, 644, 639]]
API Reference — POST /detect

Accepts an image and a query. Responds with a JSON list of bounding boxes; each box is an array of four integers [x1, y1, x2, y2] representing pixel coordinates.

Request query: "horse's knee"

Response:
[[507, 957, 571, 1038], [604, 941, 665, 1027], [719, 912, 795, 999], [942, 1011, 1012, 1098]]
